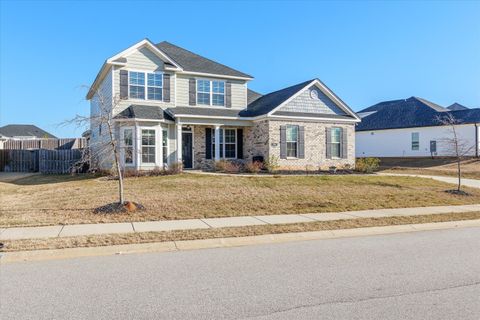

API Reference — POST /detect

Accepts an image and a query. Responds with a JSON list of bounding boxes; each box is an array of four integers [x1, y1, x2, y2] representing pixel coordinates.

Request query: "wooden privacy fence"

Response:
[[0, 149, 84, 174], [2, 138, 86, 150]]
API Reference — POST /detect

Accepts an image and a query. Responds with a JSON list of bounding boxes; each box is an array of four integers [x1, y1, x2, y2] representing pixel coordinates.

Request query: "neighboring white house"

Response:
[[87, 38, 361, 171], [356, 98, 480, 158]]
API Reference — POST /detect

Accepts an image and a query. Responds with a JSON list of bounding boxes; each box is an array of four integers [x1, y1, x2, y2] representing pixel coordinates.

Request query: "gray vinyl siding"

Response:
[[279, 85, 346, 115], [176, 74, 246, 108], [89, 67, 113, 169]]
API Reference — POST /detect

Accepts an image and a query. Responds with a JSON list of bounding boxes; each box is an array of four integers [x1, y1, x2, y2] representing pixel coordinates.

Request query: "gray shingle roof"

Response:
[[166, 107, 243, 118], [156, 41, 253, 79], [247, 89, 262, 105], [240, 80, 315, 117], [357, 97, 480, 131], [0, 124, 57, 139], [116, 105, 174, 121], [447, 103, 469, 111]]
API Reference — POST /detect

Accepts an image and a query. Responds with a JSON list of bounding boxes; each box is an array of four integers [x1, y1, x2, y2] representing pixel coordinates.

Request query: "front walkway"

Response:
[[1, 204, 479, 241], [377, 172, 480, 189]]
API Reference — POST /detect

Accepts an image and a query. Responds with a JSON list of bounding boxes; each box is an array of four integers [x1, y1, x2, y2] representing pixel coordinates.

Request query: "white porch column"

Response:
[[135, 123, 141, 170], [214, 125, 221, 161], [176, 123, 182, 163]]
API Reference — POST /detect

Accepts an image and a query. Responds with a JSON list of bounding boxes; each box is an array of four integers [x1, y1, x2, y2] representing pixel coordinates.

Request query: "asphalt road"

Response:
[[1, 227, 479, 320]]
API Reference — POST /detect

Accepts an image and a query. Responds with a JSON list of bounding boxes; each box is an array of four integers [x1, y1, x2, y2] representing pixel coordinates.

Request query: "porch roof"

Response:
[[166, 107, 245, 118], [116, 105, 175, 121]]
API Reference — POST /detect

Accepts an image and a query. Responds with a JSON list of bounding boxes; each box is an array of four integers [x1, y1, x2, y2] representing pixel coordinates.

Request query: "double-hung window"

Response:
[[197, 79, 225, 106], [129, 71, 162, 101], [123, 128, 134, 165], [212, 128, 236, 159], [411, 132, 419, 151], [331, 128, 341, 158], [286, 125, 298, 158], [141, 129, 156, 164], [129, 72, 145, 99]]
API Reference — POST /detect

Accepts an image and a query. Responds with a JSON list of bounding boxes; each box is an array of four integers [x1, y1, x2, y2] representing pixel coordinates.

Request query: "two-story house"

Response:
[[87, 39, 360, 171]]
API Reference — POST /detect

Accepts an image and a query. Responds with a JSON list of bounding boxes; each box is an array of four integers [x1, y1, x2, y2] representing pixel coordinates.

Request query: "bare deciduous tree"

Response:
[[436, 113, 474, 193], [65, 86, 128, 205]]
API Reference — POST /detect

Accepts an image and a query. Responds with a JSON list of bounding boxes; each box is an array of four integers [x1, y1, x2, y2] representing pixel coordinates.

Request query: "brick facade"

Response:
[[192, 120, 355, 171]]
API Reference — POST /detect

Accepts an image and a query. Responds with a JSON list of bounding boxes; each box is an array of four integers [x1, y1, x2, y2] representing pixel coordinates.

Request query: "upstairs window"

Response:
[[286, 125, 298, 158], [129, 72, 145, 99], [129, 71, 162, 101], [197, 79, 225, 106], [412, 132, 419, 150]]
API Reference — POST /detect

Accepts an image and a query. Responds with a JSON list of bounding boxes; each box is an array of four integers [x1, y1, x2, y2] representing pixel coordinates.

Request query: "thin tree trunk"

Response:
[[452, 125, 461, 192], [107, 118, 124, 204]]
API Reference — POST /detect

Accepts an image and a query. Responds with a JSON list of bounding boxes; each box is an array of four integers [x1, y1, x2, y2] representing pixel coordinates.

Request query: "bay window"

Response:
[[162, 129, 168, 165], [123, 128, 134, 165], [141, 129, 156, 164]]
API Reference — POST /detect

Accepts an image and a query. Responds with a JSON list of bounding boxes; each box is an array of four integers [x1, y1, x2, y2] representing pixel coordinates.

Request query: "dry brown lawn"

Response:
[[2, 211, 479, 252], [0, 173, 479, 227], [379, 157, 480, 179]]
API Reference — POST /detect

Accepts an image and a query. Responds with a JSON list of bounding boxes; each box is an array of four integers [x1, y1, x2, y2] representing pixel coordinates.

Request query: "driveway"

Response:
[[1, 227, 479, 319]]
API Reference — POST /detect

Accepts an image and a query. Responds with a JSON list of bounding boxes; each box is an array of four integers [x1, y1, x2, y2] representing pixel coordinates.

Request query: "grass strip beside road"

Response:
[[2, 211, 479, 252]]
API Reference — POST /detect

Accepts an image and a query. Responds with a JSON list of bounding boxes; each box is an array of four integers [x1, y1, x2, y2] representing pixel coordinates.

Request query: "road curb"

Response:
[[1, 219, 479, 264]]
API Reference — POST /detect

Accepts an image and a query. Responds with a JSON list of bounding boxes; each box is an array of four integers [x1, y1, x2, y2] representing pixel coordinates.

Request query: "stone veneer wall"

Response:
[[267, 119, 355, 170], [244, 120, 269, 162], [192, 126, 214, 170]]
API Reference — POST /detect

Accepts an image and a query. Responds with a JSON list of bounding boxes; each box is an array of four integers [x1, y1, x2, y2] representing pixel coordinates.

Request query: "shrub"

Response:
[[214, 160, 228, 172], [263, 155, 279, 173], [245, 161, 262, 174], [166, 162, 183, 175], [355, 157, 380, 173]]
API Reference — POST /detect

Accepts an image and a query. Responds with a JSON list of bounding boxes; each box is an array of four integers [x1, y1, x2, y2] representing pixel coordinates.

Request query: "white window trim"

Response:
[[120, 126, 135, 167], [196, 78, 225, 107], [286, 125, 299, 159], [162, 127, 169, 166], [127, 69, 164, 102], [212, 128, 237, 159], [140, 128, 157, 165], [331, 127, 342, 159]]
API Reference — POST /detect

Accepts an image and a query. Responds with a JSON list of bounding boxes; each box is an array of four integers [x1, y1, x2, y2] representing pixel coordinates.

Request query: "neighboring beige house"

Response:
[[87, 39, 360, 171]]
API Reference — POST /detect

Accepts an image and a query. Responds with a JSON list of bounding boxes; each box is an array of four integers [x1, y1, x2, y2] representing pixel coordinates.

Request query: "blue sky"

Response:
[[1, 1, 479, 137]]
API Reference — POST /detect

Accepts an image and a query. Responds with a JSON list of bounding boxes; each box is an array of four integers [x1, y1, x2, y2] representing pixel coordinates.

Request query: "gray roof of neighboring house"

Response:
[[357, 97, 480, 131], [247, 89, 262, 105], [116, 105, 175, 121], [447, 103, 469, 111], [166, 107, 243, 118], [156, 41, 253, 79], [0, 124, 57, 139]]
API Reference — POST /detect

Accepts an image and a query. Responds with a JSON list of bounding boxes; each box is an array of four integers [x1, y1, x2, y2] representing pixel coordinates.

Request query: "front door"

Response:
[[182, 132, 193, 169]]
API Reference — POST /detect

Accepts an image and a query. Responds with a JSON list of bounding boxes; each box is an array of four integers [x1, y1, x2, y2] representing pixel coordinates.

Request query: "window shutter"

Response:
[[237, 128, 243, 159], [280, 126, 287, 159], [326, 127, 332, 159], [341, 127, 348, 159], [189, 78, 196, 106], [205, 128, 212, 159], [120, 70, 128, 99], [298, 126, 305, 159], [226, 81, 232, 108], [163, 74, 170, 102]]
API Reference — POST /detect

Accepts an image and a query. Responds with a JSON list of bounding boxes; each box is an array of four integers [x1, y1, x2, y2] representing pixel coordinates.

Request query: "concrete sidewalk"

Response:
[[1, 204, 479, 241], [377, 172, 480, 189]]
